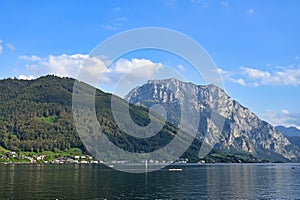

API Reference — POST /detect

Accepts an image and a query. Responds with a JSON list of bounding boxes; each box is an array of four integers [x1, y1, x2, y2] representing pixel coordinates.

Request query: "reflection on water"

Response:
[[205, 164, 300, 199], [0, 164, 300, 199]]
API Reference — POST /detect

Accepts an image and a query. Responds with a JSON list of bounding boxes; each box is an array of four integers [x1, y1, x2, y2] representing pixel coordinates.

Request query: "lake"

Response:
[[0, 163, 300, 199]]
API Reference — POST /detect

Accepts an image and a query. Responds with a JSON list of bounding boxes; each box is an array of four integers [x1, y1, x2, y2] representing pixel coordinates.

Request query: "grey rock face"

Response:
[[125, 78, 300, 162]]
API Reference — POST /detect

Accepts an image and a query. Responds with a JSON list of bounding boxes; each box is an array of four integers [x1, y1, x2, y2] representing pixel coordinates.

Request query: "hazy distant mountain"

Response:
[[125, 78, 300, 162], [276, 126, 300, 148], [276, 126, 300, 137]]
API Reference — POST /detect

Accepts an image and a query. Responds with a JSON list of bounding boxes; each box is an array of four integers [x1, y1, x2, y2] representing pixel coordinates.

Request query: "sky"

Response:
[[0, 0, 300, 128]]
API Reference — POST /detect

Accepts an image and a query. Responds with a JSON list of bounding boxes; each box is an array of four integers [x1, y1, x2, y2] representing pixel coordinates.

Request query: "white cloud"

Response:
[[241, 67, 270, 79], [219, 66, 300, 87], [18, 74, 35, 80], [281, 109, 289, 115], [233, 78, 246, 86], [178, 64, 185, 71], [110, 58, 163, 79], [19, 55, 42, 61], [260, 109, 300, 129], [247, 9, 254, 15], [106, 58, 166, 96], [19, 54, 164, 87], [6, 43, 15, 50], [35, 54, 83, 76], [217, 67, 251, 86], [0, 40, 15, 55], [19, 54, 107, 85], [261, 68, 300, 86], [217, 68, 226, 74]]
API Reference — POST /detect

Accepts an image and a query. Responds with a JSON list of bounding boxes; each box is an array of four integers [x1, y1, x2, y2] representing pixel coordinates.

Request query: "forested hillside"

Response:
[[0, 75, 81, 152], [0, 75, 176, 154]]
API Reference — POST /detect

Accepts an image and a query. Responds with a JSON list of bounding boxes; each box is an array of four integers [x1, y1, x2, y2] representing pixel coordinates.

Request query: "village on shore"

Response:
[[0, 149, 198, 165], [0, 150, 100, 164]]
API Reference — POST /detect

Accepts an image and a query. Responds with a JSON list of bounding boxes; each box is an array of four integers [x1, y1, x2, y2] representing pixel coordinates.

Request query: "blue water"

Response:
[[0, 163, 300, 199]]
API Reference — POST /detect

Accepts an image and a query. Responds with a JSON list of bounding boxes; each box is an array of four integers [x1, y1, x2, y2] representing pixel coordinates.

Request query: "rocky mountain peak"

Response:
[[125, 78, 300, 162]]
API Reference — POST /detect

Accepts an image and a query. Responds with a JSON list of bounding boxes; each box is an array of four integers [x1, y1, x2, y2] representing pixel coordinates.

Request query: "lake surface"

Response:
[[1, 163, 300, 199]]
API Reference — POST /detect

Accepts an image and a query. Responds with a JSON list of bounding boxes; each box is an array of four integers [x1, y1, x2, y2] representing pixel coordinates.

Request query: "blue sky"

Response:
[[0, 0, 300, 128]]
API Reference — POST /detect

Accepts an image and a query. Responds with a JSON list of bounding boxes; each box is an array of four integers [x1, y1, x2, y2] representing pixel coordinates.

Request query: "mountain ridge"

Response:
[[0, 75, 298, 163], [276, 125, 300, 137], [276, 126, 300, 149], [0, 75, 178, 155], [125, 78, 300, 162]]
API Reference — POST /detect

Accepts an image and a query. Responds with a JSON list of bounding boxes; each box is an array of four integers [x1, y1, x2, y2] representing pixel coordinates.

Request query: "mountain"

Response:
[[0, 75, 177, 155], [1, 75, 265, 163], [276, 126, 300, 137], [125, 78, 300, 162], [1, 75, 298, 163], [276, 126, 300, 148]]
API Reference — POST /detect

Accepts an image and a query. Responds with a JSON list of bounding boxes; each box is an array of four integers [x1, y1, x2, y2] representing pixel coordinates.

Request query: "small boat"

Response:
[[168, 168, 182, 171]]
